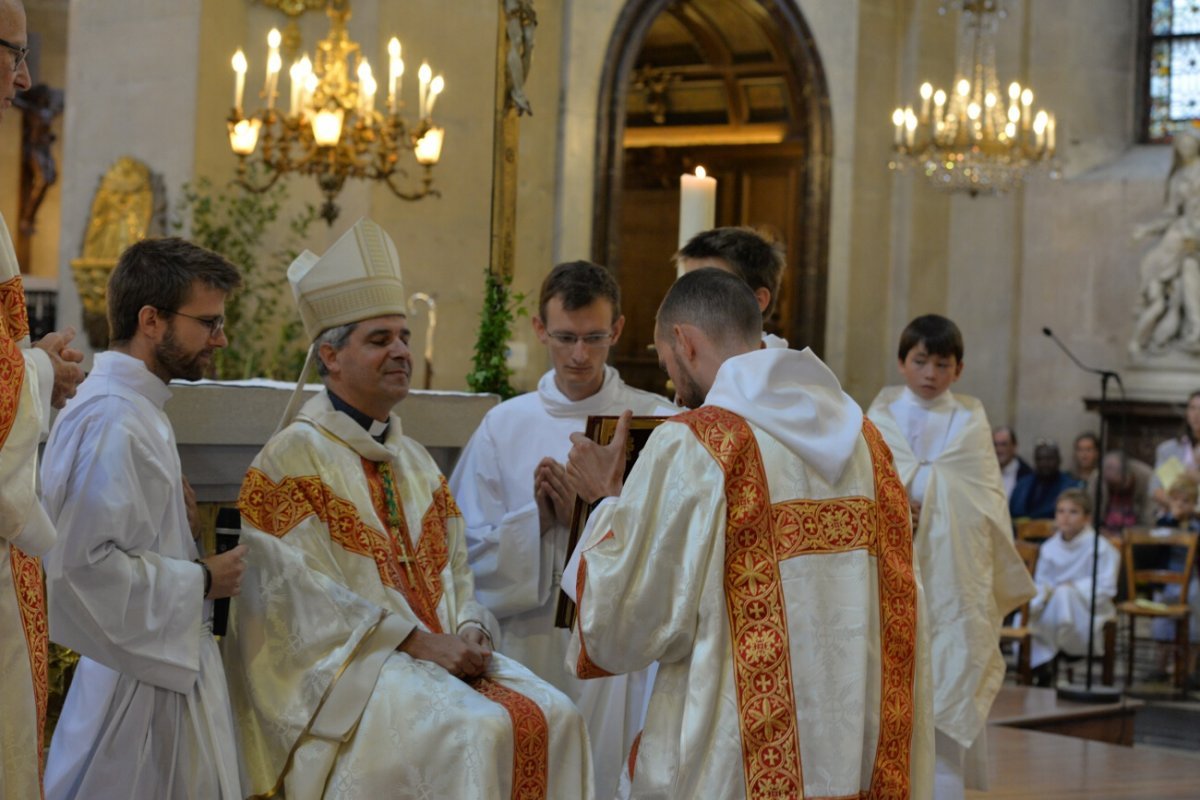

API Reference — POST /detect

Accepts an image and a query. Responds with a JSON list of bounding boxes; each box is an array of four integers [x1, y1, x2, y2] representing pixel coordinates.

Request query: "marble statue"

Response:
[[1131, 131, 1200, 356]]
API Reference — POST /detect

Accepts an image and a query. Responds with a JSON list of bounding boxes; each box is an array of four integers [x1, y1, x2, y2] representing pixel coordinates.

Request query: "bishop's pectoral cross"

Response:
[[378, 462, 417, 584]]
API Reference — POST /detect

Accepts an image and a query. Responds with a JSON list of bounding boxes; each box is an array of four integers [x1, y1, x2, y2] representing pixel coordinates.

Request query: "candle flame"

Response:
[[388, 37, 401, 58], [232, 50, 247, 73], [267, 28, 281, 49], [695, 166, 706, 179]]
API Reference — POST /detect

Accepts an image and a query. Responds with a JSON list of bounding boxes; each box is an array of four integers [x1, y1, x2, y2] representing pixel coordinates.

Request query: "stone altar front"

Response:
[[165, 380, 499, 503]]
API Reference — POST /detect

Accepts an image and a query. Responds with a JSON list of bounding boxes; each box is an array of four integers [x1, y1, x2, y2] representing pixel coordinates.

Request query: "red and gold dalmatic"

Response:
[[223, 393, 592, 800], [570, 406, 934, 800], [0, 213, 51, 800]]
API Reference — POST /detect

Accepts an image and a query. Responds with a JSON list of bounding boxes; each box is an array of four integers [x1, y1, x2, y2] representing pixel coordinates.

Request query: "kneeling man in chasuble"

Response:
[[223, 218, 593, 800], [451, 260, 672, 800], [563, 268, 934, 800]]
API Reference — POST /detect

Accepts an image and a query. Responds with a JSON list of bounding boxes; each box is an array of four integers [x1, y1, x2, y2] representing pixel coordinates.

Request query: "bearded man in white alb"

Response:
[[451, 260, 670, 800], [224, 218, 592, 800], [563, 268, 934, 800], [41, 237, 247, 800]]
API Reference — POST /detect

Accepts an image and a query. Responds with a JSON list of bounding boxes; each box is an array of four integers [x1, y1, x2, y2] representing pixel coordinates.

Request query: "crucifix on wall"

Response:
[[14, 83, 64, 272], [490, 0, 536, 279]]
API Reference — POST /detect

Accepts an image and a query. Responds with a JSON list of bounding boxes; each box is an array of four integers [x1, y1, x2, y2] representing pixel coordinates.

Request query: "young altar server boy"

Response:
[[868, 314, 1034, 800], [1028, 488, 1121, 683]]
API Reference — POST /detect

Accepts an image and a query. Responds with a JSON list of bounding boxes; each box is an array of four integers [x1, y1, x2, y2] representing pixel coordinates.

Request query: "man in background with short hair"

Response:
[[993, 425, 1032, 499], [675, 226, 788, 347]]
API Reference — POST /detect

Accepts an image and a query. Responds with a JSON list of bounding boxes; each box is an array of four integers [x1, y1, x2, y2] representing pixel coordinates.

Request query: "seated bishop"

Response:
[[223, 219, 593, 800], [450, 260, 673, 800]]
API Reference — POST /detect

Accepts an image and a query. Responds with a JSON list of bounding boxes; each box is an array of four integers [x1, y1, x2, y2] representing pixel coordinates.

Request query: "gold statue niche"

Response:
[[69, 157, 165, 349]]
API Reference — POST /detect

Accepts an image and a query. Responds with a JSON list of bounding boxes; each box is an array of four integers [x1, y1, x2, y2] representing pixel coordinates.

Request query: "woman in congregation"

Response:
[[1150, 389, 1200, 508], [1071, 432, 1100, 497]]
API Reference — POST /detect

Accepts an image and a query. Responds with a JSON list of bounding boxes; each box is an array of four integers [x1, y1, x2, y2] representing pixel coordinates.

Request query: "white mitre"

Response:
[[277, 217, 407, 429], [288, 216, 407, 341]]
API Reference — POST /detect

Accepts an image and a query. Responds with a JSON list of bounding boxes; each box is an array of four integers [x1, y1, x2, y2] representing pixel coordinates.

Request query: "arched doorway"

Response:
[[593, 0, 832, 392]]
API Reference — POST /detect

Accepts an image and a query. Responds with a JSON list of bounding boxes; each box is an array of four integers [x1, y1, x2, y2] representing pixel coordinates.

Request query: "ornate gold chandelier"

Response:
[[227, 0, 445, 224], [889, 0, 1059, 195]]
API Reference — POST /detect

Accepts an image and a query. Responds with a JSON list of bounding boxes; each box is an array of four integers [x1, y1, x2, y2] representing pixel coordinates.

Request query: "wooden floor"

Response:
[[966, 726, 1200, 799], [988, 685, 1143, 745]]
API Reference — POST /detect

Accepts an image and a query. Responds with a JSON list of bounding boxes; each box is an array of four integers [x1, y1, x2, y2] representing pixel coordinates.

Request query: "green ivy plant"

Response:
[[172, 173, 318, 380], [466, 269, 528, 399]]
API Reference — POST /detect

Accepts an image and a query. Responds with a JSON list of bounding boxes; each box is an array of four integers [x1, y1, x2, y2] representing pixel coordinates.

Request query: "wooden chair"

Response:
[[1001, 539, 1041, 684], [1016, 518, 1055, 544], [1117, 529, 1199, 695]]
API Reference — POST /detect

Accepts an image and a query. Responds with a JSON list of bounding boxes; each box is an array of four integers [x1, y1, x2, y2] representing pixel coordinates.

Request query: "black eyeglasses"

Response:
[[0, 38, 28, 70], [156, 307, 225, 337]]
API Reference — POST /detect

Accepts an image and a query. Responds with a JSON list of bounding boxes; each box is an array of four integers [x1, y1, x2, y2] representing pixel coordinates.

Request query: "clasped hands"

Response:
[[399, 627, 493, 679]]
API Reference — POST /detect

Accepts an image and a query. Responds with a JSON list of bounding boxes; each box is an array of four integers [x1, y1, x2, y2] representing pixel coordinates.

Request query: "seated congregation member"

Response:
[[1028, 489, 1120, 686], [223, 219, 592, 800], [565, 268, 934, 800], [1072, 432, 1100, 495], [40, 238, 247, 799], [451, 260, 671, 800], [992, 425, 1031, 499], [1010, 441, 1084, 520], [1149, 389, 1200, 507], [1150, 476, 1200, 684], [1098, 450, 1155, 534], [868, 314, 1034, 800], [674, 226, 788, 348]]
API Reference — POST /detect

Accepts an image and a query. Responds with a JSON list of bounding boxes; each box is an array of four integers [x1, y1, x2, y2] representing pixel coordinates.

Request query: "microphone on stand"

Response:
[[1041, 325, 1123, 702], [1043, 327, 1124, 391]]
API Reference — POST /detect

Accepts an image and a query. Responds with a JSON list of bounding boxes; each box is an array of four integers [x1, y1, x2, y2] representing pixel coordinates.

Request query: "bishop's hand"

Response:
[[400, 629, 491, 679], [567, 410, 632, 504], [535, 457, 576, 536], [33, 326, 85, 409]]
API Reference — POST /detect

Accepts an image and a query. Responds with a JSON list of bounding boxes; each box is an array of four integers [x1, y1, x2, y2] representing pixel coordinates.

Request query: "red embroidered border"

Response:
[[0, 339, 23, 452], [239, 467, 450, 633], [471, 677, 550, 800], [681, 406, 803, 800], [680, 408, 917, 800], [0, 276, 29, 341], [10, 545, 47, 789]]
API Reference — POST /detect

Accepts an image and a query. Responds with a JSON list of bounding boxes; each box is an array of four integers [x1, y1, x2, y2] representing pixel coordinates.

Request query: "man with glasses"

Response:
[[0, 2, 85, 798], [451, 260, 672, 800], [40, 237, 247, 800]]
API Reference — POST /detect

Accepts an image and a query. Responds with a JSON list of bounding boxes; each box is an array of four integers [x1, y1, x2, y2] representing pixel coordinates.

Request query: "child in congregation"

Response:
[[868, 314, 1035, 800], [1149, 475, 1200, 686], [1028, 488, 1121, 687]]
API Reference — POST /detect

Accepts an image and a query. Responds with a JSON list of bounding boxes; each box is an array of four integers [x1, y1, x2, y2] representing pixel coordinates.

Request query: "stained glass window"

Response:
[[1147, 0, 1200, 141]]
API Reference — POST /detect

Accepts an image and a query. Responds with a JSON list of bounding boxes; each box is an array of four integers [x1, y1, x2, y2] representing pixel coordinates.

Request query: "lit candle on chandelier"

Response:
[[426, 74, 445, 119], [418, 61, 432, 120], [388, 38, 402, 114], [264, 28, 282, 110], [358, 59, 377, 115], [231, 50, 247, 116]]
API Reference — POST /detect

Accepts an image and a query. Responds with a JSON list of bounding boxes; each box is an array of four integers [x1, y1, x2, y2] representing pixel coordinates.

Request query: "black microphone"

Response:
[[212, 507, 241, 637]]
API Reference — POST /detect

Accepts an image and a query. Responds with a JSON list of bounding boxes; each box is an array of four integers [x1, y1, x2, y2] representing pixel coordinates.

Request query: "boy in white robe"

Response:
[[451, 260, 669, 800], [1028, 488, 1121, 679], [867, 314, 1034, 800], [40, 238, 247, 800]]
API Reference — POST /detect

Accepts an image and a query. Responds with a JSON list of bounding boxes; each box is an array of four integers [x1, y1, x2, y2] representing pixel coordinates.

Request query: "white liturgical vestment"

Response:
[[1029, 527, 1120, 668], [225, 392, 593, 800], [451, 366, 670, 800], [0, 212, 56, 800], [40, 351, 240, 800], [868, 388, 1035, 755], [567, 348, 934, 800]]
